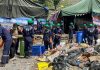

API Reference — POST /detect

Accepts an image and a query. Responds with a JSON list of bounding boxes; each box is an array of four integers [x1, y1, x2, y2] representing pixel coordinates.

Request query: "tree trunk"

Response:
[[54, 5, 57, 10]]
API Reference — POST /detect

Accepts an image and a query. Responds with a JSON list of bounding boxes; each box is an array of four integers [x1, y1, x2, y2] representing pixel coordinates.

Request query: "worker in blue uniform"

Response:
[[0, 25, 12, 67], [53, 27, 62, 48], [43, 29, 52, 50], [23, 20, 34, 58], [87, 24, 95, 45], [68, 22, 75, 43]]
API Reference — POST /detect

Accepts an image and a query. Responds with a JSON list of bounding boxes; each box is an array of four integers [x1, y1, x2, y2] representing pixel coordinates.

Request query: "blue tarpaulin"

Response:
[[11, 17, 32, 24], [0, 17, 31, 24]]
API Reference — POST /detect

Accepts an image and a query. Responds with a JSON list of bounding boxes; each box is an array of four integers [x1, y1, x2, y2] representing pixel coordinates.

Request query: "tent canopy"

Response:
[[0, 0, 48, 18], [61, 0, 100, 16]]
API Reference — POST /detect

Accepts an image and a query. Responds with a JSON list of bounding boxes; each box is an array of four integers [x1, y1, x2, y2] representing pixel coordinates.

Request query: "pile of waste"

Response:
[[36, 43, 100, 70]]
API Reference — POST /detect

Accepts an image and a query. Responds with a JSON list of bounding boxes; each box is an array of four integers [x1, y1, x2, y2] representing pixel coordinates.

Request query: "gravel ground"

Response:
[[0, 47, 38, 70], [0, 56, 38, 70]]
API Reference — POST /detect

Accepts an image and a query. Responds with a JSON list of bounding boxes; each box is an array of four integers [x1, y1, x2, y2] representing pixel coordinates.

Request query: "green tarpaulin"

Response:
[[0, 0, 48, 18], [61, 0, 100, 16]]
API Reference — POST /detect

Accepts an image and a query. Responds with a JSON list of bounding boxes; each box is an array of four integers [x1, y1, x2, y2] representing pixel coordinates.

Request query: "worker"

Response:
[[83, 24, 88, 43], [94, 24, 98, 45], [0, 25, 12, 67], [87, 24, 95, 45], [9, 23, 19, 59], [68, 22, 75, 43], [23, 19, 34, 58], [43, 29, 52, 50], [53, 27, 62, 48]]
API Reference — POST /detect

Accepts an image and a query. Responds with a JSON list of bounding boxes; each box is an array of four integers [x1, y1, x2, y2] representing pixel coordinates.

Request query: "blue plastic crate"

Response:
[[32, 45, 45, 56]]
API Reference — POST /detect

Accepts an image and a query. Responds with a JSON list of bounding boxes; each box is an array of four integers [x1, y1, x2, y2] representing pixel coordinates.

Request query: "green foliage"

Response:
[[38, 0, 46, 4], [32, 0, 69, 10], [53, 0, 60, 5]]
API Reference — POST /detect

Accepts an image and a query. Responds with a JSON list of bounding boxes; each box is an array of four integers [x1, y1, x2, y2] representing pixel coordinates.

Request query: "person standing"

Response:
[[9, 23, 19, 59], [15, 25, 23, 54], [0, 25, 12, 67], [53, 27, 62, 49], [94, 24, 98, 45], [68, 22, 75, 43], [87, 24, 95, 45], [37, 20, 42, 34], [83, 24, 88, 43], [43, 29, 52, 50], [23, 20, 34, 58]]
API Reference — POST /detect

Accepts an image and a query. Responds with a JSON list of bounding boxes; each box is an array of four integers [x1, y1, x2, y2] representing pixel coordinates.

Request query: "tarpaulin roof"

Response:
[[0, 0, 48, 18], [61, 0, 100, 16]]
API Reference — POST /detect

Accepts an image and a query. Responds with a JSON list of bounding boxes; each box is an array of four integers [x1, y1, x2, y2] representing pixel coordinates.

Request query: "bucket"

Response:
[[37, 62, 49, 70]]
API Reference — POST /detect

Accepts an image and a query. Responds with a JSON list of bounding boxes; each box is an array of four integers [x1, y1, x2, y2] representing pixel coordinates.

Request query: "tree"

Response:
[[53, 0, 61, 10]]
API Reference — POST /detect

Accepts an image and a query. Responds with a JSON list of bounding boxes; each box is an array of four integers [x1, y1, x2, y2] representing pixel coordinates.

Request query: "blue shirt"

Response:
[[23, 25, 34, 38]]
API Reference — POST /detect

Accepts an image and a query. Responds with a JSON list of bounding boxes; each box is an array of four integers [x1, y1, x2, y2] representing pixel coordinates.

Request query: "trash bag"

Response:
[[51, 48, 86, 70], [52, 55, 68, 70], [88, 61, 100, 70], [67, 59, 80, 66], [94, 45, 100, 53], [67, 48, 85, 59]]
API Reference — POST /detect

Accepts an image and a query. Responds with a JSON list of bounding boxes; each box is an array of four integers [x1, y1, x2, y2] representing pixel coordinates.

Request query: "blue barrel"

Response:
[[76, 31, 83, 43]]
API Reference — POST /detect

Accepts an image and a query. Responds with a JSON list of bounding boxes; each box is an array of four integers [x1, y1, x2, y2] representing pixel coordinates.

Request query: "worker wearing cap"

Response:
[[87, 24, 95, 45], [23, 19, 34, 58], [53, 27, 62, 49], [9, 23, 19, 59], [68, 22, 75, 43], [43, 29, 53, 50]]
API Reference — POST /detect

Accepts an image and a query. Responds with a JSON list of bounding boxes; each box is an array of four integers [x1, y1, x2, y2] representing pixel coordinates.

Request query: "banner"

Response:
[[0, 17, 46, 29], [0, 17, 30, 29]]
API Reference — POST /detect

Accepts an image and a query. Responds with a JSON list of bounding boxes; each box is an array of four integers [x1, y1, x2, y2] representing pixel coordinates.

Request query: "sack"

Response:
[[86, 47, 94, 53], [0, 38, 3, 48], [80, 43, 89, 48], [89, 56, 100, 61]]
